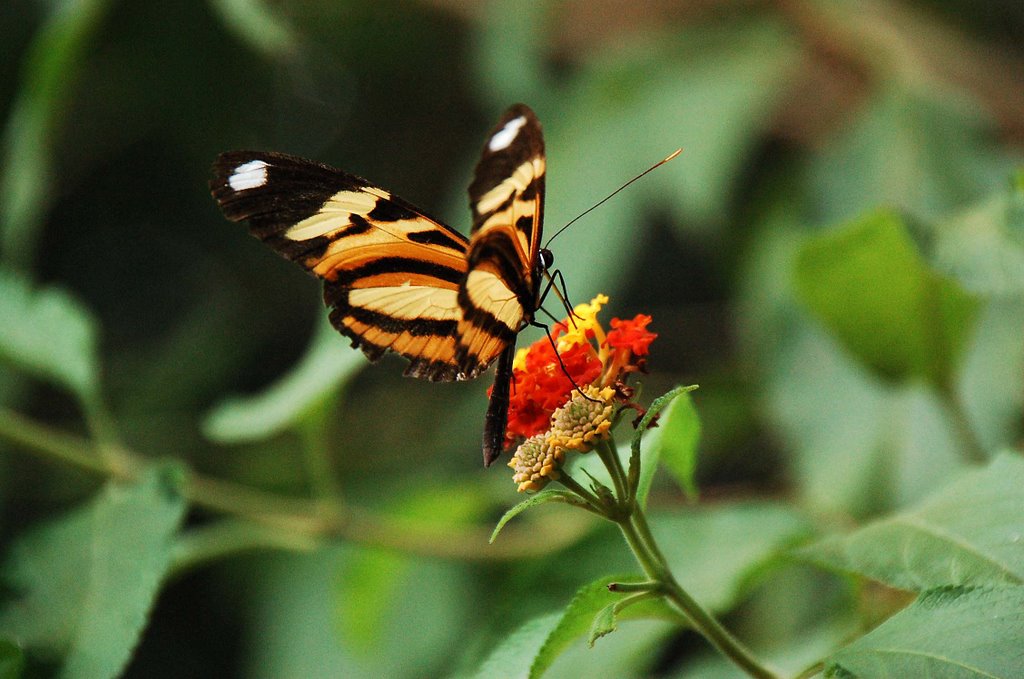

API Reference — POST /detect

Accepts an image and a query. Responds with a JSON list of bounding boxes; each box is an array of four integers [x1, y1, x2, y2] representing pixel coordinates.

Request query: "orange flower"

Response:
[[504, 328, 603, 442], [607, 314, 657, 356], [495, 296, 656, 449], [601, 314, 657, 380]]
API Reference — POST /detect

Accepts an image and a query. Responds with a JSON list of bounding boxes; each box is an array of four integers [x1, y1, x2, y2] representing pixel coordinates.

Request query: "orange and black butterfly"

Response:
[[211, 104, 551, 465]]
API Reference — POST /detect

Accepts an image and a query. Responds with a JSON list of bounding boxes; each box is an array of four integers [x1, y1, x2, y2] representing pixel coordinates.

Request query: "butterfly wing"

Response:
[[211, 151, 471, 381], [458, 104, 547, 465], [457, 104, 546, 377]]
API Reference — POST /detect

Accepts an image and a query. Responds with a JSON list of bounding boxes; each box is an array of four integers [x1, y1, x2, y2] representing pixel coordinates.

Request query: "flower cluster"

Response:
[[503, 295, 657, 492]]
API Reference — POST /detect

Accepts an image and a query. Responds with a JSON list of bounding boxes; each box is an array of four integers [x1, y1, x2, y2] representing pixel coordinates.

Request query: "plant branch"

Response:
[[0, 407, 594, 563], [615, 511, 780, 679], [938, 382, 987, 464], [556, 471, 607, 514], [595, 438, 629, 503], [586, 401, 779, 679]]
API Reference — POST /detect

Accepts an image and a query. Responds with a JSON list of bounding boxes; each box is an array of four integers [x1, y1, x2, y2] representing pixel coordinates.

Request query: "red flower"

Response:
[[503, 337, 603, 443], [606, 314, 657, 356], [489, 296, 657, 451]]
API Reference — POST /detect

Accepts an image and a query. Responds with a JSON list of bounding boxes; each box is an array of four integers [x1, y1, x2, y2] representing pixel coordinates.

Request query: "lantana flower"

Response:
[[503, 295, 657, 492]]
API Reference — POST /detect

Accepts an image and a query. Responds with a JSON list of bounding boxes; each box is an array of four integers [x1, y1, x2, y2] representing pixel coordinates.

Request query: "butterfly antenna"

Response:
[[544, 148, 682, 248]]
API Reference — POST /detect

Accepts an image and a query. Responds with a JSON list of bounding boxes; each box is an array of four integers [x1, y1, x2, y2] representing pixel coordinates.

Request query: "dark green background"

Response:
[[1, 1, 1022, 677]]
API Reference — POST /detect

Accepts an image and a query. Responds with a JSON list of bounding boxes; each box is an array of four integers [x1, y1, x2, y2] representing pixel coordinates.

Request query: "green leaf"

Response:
[[247, 548, 469, 679], [203, 315, 366, 442], [335, 486, 487, 650], [932, 169, 1024, 296], [588, 602, 619, 646], [0, 269, 100, 405], [794, 209, 981, 387], [0, 639, 24, 679], [491, 489, 589, 543], [810, 83, 1016, 224], [0, 504, 92, 651], [529, 576, 680, 679], [1, 0, 113, 271], [632, 385, 698, 508], [0, 465, 186, 678], [643, 388, 701, 501], [827, 586, 1024, 678], [473, 612, 562, 679], [800, 453, 1024, 590], [61, 467, 187, 679], [959, 299, 1024, 453]]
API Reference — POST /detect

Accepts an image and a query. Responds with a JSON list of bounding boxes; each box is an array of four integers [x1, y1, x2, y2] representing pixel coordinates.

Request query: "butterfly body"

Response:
[[211, 105, 548, 465]]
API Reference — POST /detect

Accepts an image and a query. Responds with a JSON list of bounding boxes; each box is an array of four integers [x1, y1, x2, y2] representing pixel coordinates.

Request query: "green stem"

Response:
[[630, 507, 672, 573], [0, 406, 124, 477], [170, 517, 321, 576], [595, 438, 629, 503], [793, 661, 825, 679], [612, 590, 661, 614], [938, 381, 987, 464], [556, 471, 604, 511], [615, 506, 779, 679], [607, 580, 660, 594], [580, 389, 775, 678], [0, 407, 594, 563], [615, 512, 664, 579]]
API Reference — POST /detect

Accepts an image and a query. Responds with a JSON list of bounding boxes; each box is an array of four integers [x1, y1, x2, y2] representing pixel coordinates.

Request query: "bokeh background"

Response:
[[1, 0, 1022, 677]]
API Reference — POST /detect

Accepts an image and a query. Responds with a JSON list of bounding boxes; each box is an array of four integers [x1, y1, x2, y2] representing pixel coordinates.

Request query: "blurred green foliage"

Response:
[[0, 0, 1023, 677]]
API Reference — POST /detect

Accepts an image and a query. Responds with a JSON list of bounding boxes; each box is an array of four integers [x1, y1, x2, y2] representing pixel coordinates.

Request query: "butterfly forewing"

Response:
[[211, 151, 470, 381], [457, 105, 546, 378]]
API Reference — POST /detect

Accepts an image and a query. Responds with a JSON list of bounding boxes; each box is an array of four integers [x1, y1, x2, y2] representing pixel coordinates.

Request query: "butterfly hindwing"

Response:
[[211, 151, 471, 381]]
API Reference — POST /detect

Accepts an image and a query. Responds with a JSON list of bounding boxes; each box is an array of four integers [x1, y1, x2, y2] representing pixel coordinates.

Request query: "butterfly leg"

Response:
[[538, 268, 585, 328], [529, 319, 601, 403]]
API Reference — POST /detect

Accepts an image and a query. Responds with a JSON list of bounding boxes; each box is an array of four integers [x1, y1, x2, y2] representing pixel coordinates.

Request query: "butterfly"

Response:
[[210, 104, 552, 466]]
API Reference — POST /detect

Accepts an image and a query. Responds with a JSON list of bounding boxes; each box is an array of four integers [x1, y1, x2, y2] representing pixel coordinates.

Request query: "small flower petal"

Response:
[[557, 294, 609, 351], [606, 314, 657, 356]]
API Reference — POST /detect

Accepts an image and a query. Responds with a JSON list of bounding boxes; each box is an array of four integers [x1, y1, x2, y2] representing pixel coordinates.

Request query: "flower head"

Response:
[[507, 435, 565, 492], [496, 295, 657, 491], [555, 293, 609, 352], [503, 322, 603, 443], [548, 385, 616, 452]]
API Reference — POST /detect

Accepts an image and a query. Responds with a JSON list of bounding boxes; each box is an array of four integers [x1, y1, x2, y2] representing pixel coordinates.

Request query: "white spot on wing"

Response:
[[228, 160, 269, 191], [488, 115, 527, 152]]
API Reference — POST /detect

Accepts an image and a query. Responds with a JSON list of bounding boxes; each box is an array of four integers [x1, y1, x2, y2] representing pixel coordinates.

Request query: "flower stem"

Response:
[[938, 380, 987, 464], [594, 438, 629, 502], [614, 511, 780, 679], [556, 472, 607, 514]]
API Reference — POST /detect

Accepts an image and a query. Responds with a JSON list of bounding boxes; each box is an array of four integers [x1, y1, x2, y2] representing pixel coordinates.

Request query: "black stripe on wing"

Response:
[[210, 151, 469, 267], [467, 104, 545, 234]]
